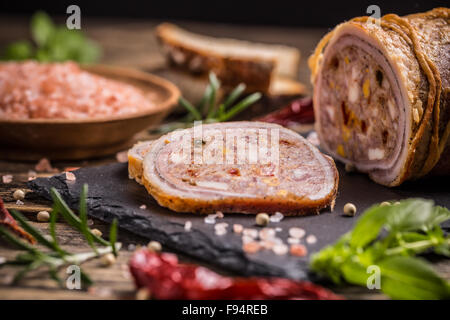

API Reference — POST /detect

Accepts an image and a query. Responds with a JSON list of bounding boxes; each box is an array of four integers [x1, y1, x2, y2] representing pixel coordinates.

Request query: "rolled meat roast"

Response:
[[309, 8, 450, 186], [135, 121, 338, 215]]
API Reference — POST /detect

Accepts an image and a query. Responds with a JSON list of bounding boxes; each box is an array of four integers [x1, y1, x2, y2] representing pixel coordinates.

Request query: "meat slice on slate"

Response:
[[137, 121, 338, 215], [309, 8, 450, 186]]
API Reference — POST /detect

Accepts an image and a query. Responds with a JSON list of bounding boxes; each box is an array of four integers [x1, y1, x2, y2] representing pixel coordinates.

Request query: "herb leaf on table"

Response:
[[158, 72, 262, 133], [310, 199, 450, 300], [1, 11, 101, 63]]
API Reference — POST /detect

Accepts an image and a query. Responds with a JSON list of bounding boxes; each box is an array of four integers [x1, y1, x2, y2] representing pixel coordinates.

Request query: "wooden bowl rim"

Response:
[[0, 63, 180, 125]]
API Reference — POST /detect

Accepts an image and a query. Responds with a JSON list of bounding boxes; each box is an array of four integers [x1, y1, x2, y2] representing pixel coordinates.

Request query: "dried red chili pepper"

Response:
[[257, 97, 314, 126], [0, 197, 35, 244], [129, 249, 342, 300]]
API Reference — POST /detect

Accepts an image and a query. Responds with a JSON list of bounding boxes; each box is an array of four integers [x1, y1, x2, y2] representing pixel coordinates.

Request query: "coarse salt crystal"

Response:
[[16, 200, 24, 205], [306, 234, 317, 244], [260, 240, 276, 250], [184, 221, 192, 231], [242, 235, 254, 244], [65, 171, 76, 181], [243, 241, 260, 254], [215, 222, 229, 229], [204, 214, 216, 224], [287, 237, 300, 244], [275, 227, 282, 232], [215, 227, 227, 236], [289, 227, 305, 239], [243, 228, 258, 239], [2, 175, 13, 184], [273, 244, 288, 255], [233, 224, 243, 234], [270, 212, 284, 223], [215, 211, 224, 219], [116, 150, 128, 163], [290, 244, 308, 257], [259, 228, 276, 240], [139, 204, 147, 210]]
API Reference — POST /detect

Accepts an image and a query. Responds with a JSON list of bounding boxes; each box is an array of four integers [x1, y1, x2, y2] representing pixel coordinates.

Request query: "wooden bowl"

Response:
[[0, 64, 180, 161]]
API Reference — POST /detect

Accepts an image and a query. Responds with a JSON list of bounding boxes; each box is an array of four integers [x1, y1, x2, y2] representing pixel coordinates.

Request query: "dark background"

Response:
[[0, 0, 447, 27]]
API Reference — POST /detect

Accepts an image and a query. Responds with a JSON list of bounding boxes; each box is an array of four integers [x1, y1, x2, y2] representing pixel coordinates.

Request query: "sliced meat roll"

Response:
[[309, 8, 450, 186], [128, 140, 154, 184], [141, 121, 338, 215]]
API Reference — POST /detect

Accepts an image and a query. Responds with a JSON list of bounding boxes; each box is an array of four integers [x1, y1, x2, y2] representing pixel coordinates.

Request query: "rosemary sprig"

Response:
[[158, 72, 262, 133], [0, 184, 120, 288]]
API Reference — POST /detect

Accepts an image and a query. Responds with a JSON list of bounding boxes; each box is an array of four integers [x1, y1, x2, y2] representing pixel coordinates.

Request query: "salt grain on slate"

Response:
[[306, 234, 317, 244], [139, 204, 147, 210], [273, 244, 288, 255], [242, 235, 254, 244], [289, 227, 305, 239], [215, 222, 228, 229], [287, 237, 300, 244], [270, 212, 284, 223], [290, 244, 308, 257], [233, 224, 243, 233], [204, 214, 216, 224], [115, 150, 128, 163], [243, 228, 258, 239], [215, 211, 224, 219], [184, 221, 192, 232], [2, 175, 12, 184], [215, 227, 227, 236], [65, 171, 76, 181], [259, 228, 275, 240], [243, 241, 260, 254]]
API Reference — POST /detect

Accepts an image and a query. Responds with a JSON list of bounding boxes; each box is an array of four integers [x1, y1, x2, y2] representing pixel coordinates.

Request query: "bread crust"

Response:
[[156, 23, 301, 93]]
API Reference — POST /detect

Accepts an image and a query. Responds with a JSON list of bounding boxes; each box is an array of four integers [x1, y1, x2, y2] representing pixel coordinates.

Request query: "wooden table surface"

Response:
[[0, 17, 448, 300]]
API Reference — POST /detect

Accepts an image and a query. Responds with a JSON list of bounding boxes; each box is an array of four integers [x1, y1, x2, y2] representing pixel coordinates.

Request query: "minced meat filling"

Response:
[[155, 130, 330, 199], [318, 45, 399, 162]]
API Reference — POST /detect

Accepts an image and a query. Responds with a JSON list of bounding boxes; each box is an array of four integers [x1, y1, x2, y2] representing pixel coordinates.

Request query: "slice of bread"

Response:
[[156, 23, 301, 93]]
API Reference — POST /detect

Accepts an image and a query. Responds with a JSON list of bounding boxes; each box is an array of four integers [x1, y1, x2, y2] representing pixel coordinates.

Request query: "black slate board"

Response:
[[28, 162, 450, 281]]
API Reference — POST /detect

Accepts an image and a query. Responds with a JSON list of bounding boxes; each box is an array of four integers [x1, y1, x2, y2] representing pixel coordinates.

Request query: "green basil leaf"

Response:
[[378, 256, 450, 300], [385, 199, 434, 232], [425, 205, 450, 231], [341, 257, 370, 287], [350, 204, 393, 248], [1, 41, 34, 60], [31, 11, 54, 47]]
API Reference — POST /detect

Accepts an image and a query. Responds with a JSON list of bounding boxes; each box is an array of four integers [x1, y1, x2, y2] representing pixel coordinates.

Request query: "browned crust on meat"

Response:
[[156, 23, 275, 93], [128, 155, 144, 184], [309, 7, 450, 186], [141, 151, 339, 216]]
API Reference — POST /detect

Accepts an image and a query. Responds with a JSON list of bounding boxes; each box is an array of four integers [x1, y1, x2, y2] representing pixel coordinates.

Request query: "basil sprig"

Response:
[[1, 11, 101, 63], [310, 199, 450, 299]]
